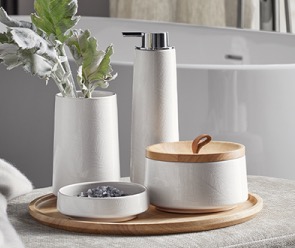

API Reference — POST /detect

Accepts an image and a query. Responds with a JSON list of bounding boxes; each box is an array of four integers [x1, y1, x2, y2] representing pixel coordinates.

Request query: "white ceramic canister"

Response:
[[52, 91, 120, 195], [144, 134, 248, 213]]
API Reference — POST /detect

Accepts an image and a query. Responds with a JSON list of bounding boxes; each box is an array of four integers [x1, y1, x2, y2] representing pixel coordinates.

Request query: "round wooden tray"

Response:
[[29, 193, 263, 235]]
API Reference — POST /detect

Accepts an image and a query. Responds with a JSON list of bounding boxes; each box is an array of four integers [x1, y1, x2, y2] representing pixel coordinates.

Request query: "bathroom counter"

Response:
[[8, 176, 295, 248]]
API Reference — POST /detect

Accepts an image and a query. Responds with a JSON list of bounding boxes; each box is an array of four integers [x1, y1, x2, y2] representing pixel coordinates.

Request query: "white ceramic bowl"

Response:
[[144, 136, 248, 213], [57, 181, 149, 222]]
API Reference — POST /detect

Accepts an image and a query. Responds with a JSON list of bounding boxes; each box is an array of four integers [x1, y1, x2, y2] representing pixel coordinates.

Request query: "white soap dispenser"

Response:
[[123, 32, 179, 184]]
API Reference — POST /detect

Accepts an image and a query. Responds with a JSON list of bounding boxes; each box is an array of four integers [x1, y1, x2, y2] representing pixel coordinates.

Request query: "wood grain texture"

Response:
[[28, 193, 262, 235], [146, 140, 245, 162]]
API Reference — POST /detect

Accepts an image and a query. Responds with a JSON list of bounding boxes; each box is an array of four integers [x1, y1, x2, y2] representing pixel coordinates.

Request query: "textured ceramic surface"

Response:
[[57, 181, 149, 221], [130, 48, 179, 185], [145, 156, 248, 211], [52, 91, 120, 195]]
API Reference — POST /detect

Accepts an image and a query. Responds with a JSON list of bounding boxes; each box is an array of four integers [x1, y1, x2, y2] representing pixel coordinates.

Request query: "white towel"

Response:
[[0, 159, 33, 248]]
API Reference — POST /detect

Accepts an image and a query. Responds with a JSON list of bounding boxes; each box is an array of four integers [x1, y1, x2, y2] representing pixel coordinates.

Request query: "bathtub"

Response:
[[1, 17, 295, 187]]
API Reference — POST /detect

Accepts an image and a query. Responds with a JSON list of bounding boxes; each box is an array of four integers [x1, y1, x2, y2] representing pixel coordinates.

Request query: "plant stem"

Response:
[[51, 74, 66, 96], [85, 91, 91, 98], [59, 44, 77, 97], [51, 58, 75, 97]]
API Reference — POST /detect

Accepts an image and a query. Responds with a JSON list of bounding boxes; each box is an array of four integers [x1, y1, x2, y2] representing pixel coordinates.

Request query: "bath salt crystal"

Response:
[[77, 185, 125, 198]]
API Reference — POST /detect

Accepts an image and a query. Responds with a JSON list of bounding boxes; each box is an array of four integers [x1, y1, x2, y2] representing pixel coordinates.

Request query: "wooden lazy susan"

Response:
[[29, 193, 263, 235]]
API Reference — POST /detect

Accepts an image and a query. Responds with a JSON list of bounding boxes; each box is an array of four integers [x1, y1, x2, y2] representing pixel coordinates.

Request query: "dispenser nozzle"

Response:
[[122, 32, 144, 37], [122, 32, 172, 50]]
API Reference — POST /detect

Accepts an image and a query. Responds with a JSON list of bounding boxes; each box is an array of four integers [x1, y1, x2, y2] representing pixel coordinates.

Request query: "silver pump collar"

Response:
[[122, 32, 173, 50]]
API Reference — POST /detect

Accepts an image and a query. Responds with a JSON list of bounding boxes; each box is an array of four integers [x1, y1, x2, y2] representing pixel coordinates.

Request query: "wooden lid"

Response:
[[146, 134, 245, 163]]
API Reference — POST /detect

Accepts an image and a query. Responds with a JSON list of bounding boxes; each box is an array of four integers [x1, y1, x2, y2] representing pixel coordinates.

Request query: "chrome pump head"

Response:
[[122, 32, 173, 50]]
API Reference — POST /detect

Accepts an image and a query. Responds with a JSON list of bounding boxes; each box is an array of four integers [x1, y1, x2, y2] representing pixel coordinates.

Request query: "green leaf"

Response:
[[31, 0, 80, 42], [88, 45, 116, 82], [66, 29, 89, 66], [0, 43, 56, 79], [0, 27, 59, 80], [0, 43, 22, 69], [20, 49, 56, 78], [66, 29, 117, 97], [8, 27, 58, 62], [0, 32, 10, 43], [0, 7, 34, 29]]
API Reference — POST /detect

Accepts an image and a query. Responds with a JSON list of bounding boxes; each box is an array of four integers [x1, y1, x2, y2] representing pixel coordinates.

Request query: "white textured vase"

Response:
[[52, 91, 120, 195]]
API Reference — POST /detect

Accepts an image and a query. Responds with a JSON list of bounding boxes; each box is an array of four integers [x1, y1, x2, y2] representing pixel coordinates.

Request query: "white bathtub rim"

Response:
[[113, 60, 295, 71], [7, 16, 295, 71]]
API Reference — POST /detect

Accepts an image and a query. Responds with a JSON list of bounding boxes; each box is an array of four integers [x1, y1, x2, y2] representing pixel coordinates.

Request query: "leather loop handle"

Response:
[[192, 134, 212, 154]]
